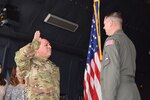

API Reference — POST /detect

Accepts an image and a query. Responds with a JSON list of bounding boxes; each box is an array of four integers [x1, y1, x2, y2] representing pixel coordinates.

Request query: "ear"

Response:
[[35, 49, 39, 55], [109, 19, 113, 27]]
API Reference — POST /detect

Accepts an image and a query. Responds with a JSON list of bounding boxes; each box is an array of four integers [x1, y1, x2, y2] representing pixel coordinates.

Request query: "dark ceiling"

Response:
[[101, 0, 150, 71], [0, 0, 94, 58], [0, 0, 150, 99], [0, 0, 149, 61]]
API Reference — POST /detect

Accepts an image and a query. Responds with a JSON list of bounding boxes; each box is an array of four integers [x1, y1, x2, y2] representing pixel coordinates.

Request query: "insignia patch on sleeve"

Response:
[[105, 39, 114, 46], [103, 56, 110, 66], [104, 57, 109, 61]]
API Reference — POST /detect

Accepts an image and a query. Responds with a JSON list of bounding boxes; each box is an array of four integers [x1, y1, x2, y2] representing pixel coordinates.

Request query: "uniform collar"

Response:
[[33, 55, 48, 62], [113, 29, 124, 35]]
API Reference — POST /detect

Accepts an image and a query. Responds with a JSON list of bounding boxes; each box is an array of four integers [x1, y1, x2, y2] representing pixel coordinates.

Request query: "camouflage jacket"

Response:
[[15, 40, 60, 100]]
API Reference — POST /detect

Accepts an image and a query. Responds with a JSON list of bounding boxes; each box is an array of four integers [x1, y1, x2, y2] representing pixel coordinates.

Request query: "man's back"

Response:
[[102, 11, 141, 100], [111, 30, 136, 77]]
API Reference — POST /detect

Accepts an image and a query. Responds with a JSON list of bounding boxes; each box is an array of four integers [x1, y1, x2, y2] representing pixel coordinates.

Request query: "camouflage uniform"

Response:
[[15, 40, 60, 100]]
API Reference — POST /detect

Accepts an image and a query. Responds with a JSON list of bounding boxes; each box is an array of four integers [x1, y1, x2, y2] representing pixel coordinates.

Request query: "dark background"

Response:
[[0, 0, 149, 100]]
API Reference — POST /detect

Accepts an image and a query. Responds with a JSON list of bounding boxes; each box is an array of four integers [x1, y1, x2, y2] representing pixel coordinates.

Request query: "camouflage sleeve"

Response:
[[14, 40, 40, 78], [53, 64, 60, 82], [51, 63, 60, 97]]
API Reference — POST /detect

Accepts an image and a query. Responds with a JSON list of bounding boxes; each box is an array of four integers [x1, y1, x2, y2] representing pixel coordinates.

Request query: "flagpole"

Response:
[[93, 0, 103, 61], [84, 1, 103, 99]]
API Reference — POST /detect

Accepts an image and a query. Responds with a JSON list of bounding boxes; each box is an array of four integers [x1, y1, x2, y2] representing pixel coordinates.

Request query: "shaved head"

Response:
[[103, 11, 123, 36]]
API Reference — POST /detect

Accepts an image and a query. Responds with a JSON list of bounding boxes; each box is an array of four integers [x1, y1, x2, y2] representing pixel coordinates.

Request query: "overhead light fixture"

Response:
[[44, 13, 79, 32]]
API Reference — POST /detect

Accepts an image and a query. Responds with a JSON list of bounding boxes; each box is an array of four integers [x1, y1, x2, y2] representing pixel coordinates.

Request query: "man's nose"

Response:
[[103, 26, 105, 30], [49, 45, 52, 49]]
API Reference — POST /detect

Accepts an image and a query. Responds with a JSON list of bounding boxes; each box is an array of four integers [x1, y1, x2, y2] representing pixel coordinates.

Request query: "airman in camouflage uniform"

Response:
[[15, 31, 60, 100]]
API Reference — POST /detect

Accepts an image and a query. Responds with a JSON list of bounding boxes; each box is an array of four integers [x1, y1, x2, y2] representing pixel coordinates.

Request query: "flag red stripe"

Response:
[[93, 54, 100, 81]]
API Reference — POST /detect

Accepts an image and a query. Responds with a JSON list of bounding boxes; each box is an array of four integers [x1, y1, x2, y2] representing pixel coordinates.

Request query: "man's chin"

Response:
[[47, 53, 51, 58]]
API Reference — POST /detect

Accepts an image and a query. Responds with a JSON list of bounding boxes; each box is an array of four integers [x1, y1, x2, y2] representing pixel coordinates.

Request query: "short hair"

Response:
[[105, 10, 122, 19]]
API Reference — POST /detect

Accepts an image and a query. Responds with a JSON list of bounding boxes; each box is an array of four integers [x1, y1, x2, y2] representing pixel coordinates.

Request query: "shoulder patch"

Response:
[[105, 39, 114, 46]]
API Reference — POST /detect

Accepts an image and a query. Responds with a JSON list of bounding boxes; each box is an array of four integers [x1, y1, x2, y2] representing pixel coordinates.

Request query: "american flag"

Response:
[[83, 13, 102, 100]]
